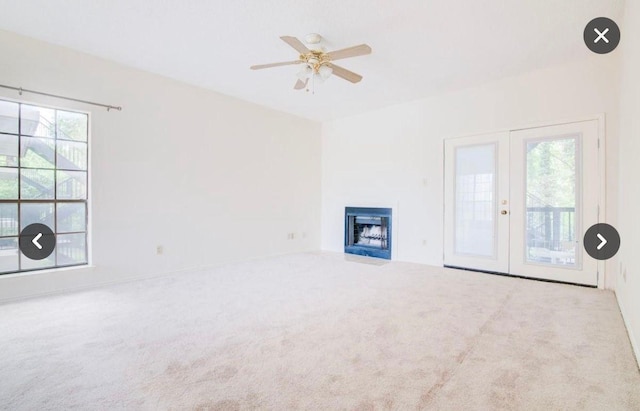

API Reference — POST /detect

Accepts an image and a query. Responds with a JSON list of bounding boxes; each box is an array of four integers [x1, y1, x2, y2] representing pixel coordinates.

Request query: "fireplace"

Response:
[[344, 207, 392, 260]]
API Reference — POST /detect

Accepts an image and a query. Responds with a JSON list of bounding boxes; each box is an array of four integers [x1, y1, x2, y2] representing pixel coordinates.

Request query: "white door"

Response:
[[509, 121, 599, 285], [444, 120, 600, 286], [444, 132, 510, 273]]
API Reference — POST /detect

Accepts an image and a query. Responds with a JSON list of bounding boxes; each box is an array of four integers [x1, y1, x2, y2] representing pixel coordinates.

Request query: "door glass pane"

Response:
[[454, 144, 496, 257], [525, 136, 579, 267]]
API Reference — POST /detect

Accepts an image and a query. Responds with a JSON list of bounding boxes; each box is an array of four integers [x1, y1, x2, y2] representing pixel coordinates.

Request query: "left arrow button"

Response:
[[19, 223, 56, 260], [32, 232, 43, 250]]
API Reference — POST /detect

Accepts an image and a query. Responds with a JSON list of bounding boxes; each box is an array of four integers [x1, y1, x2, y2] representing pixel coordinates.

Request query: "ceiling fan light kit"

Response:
[[304, 33, 322, 45], [297, 65, 313, 82], [250, 34, 372, 93], [318, 65, 333, 80]]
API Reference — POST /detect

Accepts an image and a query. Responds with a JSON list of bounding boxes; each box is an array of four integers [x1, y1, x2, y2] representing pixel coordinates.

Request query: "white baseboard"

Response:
[[616, 291, 640, 370], [0, 248, 318, 304], [0, 265, 200, 304]]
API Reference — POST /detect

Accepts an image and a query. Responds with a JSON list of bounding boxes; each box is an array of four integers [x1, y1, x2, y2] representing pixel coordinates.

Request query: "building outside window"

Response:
[[0, 99, 88, 274]]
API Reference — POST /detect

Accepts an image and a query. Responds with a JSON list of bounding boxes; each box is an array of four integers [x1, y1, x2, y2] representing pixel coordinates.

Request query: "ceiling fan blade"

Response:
[[325, 44, 372, 61], [328, 64, 363, 83], [294, 78, 308, 90], [280, 36, 310, 54], [250, 60, 301, 70]]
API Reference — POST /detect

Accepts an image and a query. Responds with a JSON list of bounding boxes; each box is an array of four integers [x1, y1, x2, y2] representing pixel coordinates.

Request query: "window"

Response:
[[0, 99, 88, 274]]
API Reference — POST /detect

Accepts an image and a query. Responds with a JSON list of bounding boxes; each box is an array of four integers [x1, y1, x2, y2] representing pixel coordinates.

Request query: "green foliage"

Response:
[[0, 173, 18, 199], [526, 139, 576, 207], [57, 111, 87, 141]]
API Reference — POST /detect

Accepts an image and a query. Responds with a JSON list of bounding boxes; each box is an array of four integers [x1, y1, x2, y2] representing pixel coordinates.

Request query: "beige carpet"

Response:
[[0, 252, 639, 410]]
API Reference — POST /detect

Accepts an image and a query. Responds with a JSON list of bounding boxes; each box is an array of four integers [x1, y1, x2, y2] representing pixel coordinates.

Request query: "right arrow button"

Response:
[[596, 233, 607, 250], [584, 223, 620, 260]]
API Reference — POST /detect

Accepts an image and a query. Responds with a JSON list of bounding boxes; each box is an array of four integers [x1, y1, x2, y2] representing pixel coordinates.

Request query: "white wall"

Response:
[[616, 1, 640, 366], [0, 30, 321, 300], [322, 55, 620, 288]]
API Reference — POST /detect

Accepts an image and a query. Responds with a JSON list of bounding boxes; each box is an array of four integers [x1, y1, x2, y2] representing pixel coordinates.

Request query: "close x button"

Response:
[[584, 17, 620, 54]]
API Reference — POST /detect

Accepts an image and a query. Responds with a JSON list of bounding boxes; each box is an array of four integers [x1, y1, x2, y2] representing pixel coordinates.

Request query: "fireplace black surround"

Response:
[[344, 207, 392, 260]]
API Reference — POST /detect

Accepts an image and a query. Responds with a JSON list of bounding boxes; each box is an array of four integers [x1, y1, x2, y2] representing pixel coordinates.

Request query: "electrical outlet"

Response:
[[287, 233, 296, 240], [156, 245, 163, 255], [423, 239, 427, 246]]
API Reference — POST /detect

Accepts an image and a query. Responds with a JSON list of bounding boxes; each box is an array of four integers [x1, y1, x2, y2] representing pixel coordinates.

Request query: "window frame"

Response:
[[0, 97, 90, 275]]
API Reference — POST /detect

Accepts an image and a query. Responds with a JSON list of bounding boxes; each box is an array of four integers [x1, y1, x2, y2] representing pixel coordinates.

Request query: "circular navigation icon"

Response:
[[19, 223, 56, 260], [584, 17, 620, 54], [584, 223, 620, 260]]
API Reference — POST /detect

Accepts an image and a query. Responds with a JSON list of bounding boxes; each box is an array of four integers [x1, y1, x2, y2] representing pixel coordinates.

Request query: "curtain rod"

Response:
[[0, 84, 122, 111]]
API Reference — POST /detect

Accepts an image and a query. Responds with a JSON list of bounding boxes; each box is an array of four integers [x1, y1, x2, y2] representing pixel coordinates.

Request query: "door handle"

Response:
[[501, 210, 508, 215]]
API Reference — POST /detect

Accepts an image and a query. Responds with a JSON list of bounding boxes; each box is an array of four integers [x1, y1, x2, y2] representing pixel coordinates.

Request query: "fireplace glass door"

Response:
[[344, 207, 392, 259]]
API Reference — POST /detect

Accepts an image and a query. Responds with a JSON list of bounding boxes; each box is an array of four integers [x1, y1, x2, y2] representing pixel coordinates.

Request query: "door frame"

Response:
[[443, 114, 607, 289]]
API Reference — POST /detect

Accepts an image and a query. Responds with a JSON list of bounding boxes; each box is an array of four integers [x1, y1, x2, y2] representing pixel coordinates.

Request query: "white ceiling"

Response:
[[0, 0, 624, 121]]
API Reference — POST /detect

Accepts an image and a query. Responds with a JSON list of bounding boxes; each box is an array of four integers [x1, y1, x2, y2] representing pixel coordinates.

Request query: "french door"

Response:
[[444, 120, 600, 286]]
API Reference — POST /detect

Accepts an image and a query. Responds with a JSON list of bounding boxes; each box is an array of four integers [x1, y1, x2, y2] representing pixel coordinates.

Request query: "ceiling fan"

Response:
[[250, 33, 372, 91]]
